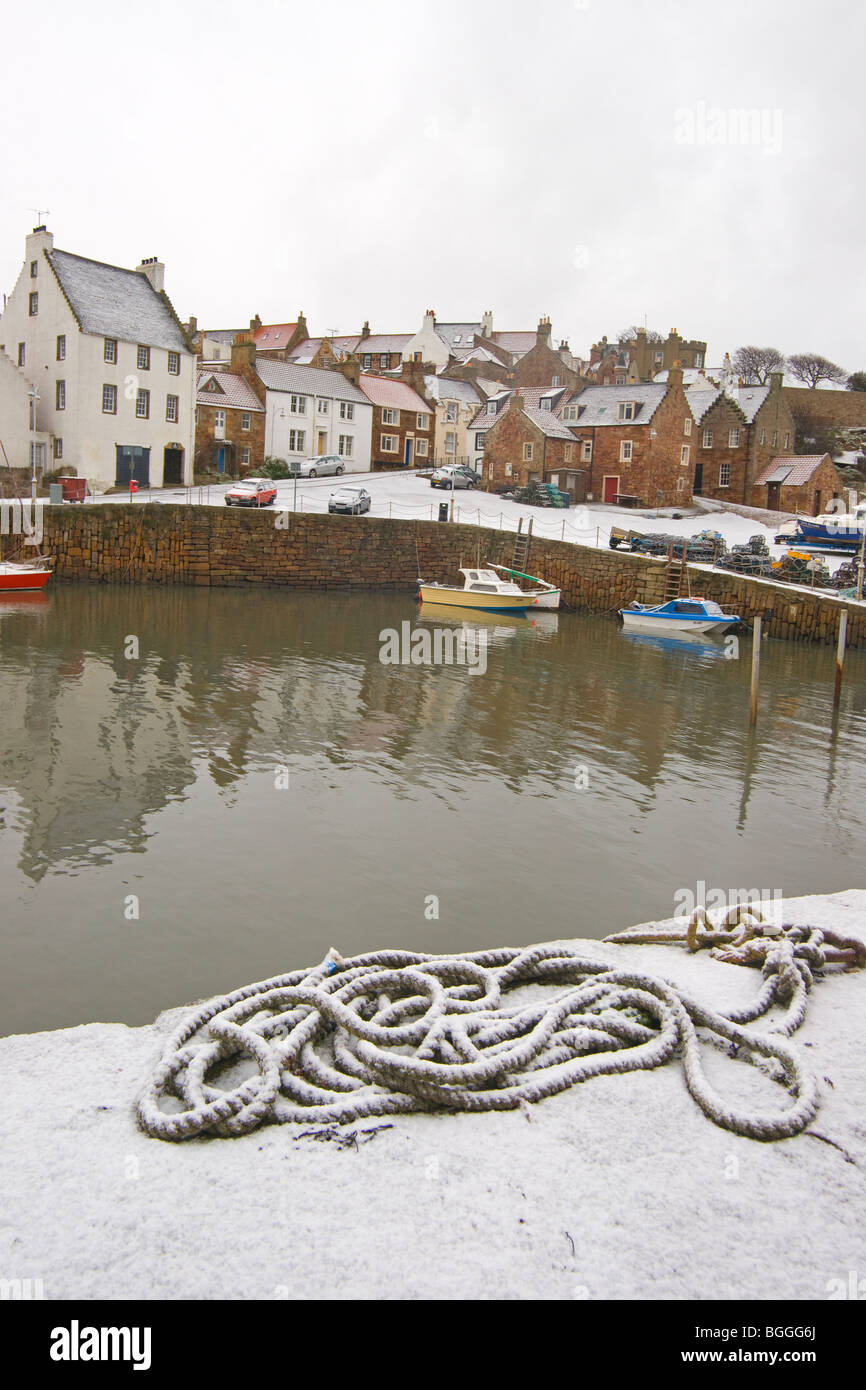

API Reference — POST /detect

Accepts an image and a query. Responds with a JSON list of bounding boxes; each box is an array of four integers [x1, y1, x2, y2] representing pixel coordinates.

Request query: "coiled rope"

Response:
[[138, 911, 865, 1144]]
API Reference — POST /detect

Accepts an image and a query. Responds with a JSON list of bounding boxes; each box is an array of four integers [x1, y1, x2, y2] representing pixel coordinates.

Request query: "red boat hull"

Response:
[[0, 570, 52, 592]]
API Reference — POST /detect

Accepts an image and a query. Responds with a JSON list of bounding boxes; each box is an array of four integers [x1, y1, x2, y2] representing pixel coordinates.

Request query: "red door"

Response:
[[603, 476, 619, 503]]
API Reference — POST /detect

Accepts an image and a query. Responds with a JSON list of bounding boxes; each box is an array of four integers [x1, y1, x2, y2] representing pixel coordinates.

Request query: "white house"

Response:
[[423, 374, 482, 466], [0, 226, 195, 490], [254, 361, 373, 470]]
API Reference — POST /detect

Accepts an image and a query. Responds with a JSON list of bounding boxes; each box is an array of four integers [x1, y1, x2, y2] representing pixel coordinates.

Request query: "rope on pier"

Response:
[[137, 913, 864, 1144]]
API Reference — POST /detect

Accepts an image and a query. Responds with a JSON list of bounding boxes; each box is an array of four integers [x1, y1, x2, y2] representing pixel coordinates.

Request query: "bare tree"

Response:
[[731, 345, 785, 384], [617, 325, 664, 344], [786, 353, 847, 389]]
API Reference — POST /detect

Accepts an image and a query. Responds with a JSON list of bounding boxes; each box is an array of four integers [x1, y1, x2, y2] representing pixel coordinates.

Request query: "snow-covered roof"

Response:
[[424, 376, 481, 406], [358, 335, 412, 355], [492, 331, 536, 357], [254, 360, 369, 404], [196, 372, 264, 412], [686, 382, 770, 425], [754, 455, 831, 486], [434, 323, 481, 351], [47, 249, 189, 352], [288, 336, 360, 362], [358, 375, 432, 414], [571, 385, 667, 427], [253, 323, 297, 350]]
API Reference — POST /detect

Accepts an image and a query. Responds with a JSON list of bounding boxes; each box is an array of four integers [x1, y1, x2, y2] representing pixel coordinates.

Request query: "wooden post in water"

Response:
[[749, 615, 762, 726], [834, 609, 848, 709]]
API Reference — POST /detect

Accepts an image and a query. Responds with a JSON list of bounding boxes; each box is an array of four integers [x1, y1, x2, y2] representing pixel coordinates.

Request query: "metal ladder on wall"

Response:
[[663, 540, 690, 600], [512, 516, 533, 571]]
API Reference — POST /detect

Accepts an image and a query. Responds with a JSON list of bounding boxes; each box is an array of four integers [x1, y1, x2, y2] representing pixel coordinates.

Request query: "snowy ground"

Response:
[[1, 891, 863, 1301]]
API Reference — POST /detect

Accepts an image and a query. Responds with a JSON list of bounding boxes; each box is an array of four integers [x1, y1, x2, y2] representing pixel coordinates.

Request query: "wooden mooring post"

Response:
[[749, 615, 762, 726], [834, 610, 848, 709]]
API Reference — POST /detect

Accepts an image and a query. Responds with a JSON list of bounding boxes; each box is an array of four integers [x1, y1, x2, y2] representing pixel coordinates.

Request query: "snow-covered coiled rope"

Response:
[[138, 913, 865, 1144]]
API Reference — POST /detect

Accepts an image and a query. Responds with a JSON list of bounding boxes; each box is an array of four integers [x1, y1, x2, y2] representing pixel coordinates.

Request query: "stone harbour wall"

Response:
[[39, 503, 866, 647]]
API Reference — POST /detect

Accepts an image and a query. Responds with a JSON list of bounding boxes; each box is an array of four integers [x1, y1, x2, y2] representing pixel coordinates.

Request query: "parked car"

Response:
[[430, 465, 478, 489], [295, 455, 345, 478], [224, 477, 278, 507], [328, 486, 371, 515]]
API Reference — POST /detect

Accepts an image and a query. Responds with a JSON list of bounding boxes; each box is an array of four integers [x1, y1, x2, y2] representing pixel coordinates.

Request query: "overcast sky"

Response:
[[1, 0, 862, 368]]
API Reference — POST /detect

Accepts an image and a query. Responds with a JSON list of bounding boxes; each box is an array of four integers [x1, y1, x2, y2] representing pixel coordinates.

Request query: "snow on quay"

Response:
[[0, 891, 864, 1302]]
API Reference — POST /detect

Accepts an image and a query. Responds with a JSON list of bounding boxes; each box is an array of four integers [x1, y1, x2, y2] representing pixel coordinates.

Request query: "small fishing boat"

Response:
[[487, 563, 561, 609], [0, 559, 52, 593], [777, 503, 866, 553], [418, 568, 541, 612], [619, 598, 739, 635]]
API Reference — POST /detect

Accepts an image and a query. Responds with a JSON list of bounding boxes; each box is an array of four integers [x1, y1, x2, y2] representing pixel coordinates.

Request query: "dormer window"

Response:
[[487, 401, 497, 415], [617, 402, 635, 421], [453, 335, 461, 344], [540, 398, 552, 411]]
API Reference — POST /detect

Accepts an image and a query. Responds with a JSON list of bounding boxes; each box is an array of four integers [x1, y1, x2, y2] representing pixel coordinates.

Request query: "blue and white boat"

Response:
[[619, 598, 740, 635], [781, 502, 866, 553]]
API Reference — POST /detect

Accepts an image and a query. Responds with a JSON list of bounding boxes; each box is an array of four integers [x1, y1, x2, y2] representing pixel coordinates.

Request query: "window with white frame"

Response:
[[620, 440, 632, 462], [104, 338, 117, 364], [694, 353, 703, 367], [771, 430, 778, 447], [382, 407, 399, 425], [446, 403, 458, 422], [445, 432, 456, 454], [103, 384, 117, 414], [719, 463, 731, 487], [562, 405, 577, 420], [241, 447, 250, 465], [56, 335, 66, 361], [168, 352, 180, 375], [166, 394, 179, 423], [564, 444, 573, 462], [487, 401, 497, 415], [540, 398, 552, 411], [684, 417, 691, 435], [317, 399, 329, 414], [53, 438, 63, 459], [28, 292, 38, 316], [288, 429, 306, 451], [417, 413, 427, 429], [702, 429, 713, 448], [552, 375, 560, 387], [379, 354, 388, 369], [581, 440, 592, 462], [728, 428, 740, 448], [380, 434, 398, 452], [136, 388, 150, 419], [523, 443, 534, 462], [290, 395, 307, 414], [617, 402, 635, 421], [362, 355, 371, 369], [681, 445, 689, 465], [214, 409, 225, 432], [56, 380, 66, 410], [17, 343, 25, 366], [784, 432, 790, 449], [415, 438, 428, 456], [30, 259, 38, 278], [760, 429, 766, 445], [137, 345, 150, 371], [241, 412, 251, 430], [340, 402, 355, 421], [505, 463, 512, 477], [677, 476, 686, 491], [475, 433, 485, 450], [339, 436, 354, 457]]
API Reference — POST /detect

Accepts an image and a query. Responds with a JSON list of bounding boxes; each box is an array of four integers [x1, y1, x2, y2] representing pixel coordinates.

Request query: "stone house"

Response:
[[751, 454, 843, 514], [687, 371, 796, 503], [194, 368, 265, 477], [358, 372, 435, 470], [251, 316, 309, 361], [0, 225, 195, 489], [477, 388, 581, 492], [512, 318, 583, 391]]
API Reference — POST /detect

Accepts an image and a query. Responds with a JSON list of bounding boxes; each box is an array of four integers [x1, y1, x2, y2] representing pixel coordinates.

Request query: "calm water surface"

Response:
[[1, 584, 864, 1034]]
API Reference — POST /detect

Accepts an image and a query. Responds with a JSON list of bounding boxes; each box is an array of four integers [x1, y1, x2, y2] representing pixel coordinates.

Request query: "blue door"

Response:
[[216, 447, 226, 474], [404, 438, 412, 468]]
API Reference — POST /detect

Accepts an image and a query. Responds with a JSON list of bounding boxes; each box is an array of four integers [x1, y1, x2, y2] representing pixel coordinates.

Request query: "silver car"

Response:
[[430, 465, 477, 489], [295, 455, 345, 478]]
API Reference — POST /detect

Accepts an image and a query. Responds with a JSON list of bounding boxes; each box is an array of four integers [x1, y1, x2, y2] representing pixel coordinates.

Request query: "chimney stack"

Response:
[[337, 358, 361, 387], [135, 256, 165, 293], [230, 332, 258, 383], [537, 315, 552, 346]]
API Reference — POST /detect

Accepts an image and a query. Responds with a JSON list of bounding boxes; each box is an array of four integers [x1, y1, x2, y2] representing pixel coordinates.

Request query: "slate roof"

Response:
[[288, 336, 361, 363], [202, 328, 241, 344], [196, 371, 264, 412], [424, 375, 481, 407], [754, 455, 830, 486], [358, 335, 413, 355], [686, 383, 770, 425], [358, 375, 432, 414], [492, 331, 536, 357], [254, 360, 369, 404], [570, 385, 667, 426], [433, 323, 481, 352], [522, 407, 578, 440], [47, 249, 189, 352]]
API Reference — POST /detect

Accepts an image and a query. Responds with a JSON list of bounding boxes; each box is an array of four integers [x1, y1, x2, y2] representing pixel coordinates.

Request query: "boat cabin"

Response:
[[458, 568, 524, 595]]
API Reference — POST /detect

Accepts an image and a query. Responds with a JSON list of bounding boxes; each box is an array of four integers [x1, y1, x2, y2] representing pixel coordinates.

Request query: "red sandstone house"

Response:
[[685, 371, 796, 504], [195, 369, 265, 477], [358, 373, 435, 470], [751, 454, 843, 515], [474, 371, 694, 507]]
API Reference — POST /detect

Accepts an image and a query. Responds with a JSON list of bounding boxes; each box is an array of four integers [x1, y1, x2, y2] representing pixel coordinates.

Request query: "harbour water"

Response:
[[1, 584, 864, 1034]]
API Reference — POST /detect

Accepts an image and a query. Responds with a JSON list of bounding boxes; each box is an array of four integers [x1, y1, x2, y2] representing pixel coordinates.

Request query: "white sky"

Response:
[[1, 0, 862, 368]]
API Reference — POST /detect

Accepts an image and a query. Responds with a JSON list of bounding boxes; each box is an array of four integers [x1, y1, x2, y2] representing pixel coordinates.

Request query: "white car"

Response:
[[294, 455, 345, 478]]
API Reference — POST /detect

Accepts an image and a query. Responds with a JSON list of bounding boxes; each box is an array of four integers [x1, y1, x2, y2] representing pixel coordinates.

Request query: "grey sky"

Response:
[[1, 0, 862, 368]]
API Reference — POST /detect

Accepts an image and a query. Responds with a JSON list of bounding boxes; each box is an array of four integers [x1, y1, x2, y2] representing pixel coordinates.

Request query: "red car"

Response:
[[225, 477, 278, 507]]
